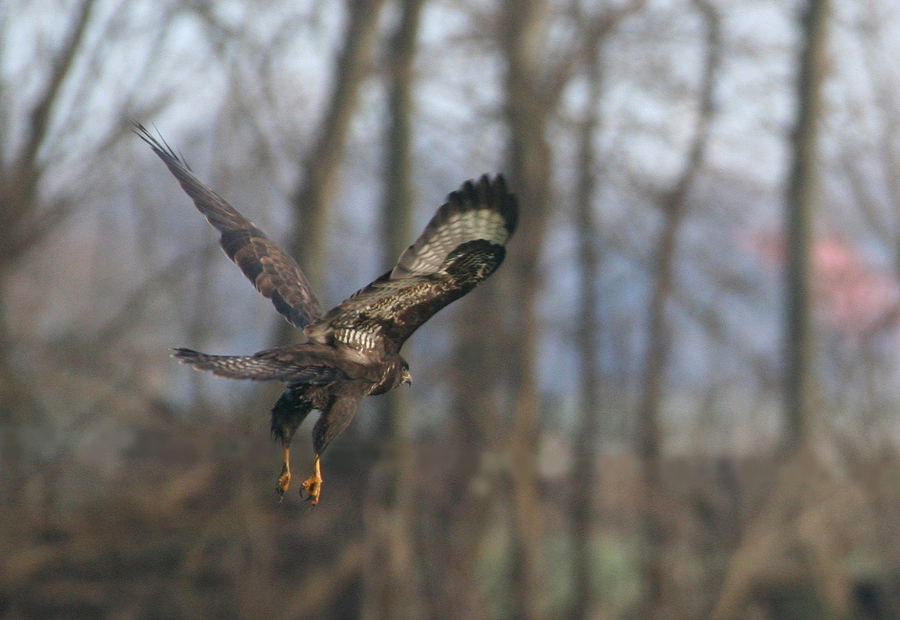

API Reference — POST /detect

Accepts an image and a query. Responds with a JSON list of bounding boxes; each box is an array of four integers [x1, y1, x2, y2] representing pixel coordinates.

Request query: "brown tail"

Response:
[[172, 348, 288, 381]]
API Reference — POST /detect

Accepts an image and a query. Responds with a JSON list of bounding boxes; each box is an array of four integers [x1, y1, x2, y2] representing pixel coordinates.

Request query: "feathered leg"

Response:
[[301, 393, 363, 505], [270, 386, 313, 500]]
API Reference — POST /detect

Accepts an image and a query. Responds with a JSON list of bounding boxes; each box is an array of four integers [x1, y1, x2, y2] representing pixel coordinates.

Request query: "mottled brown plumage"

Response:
[[136, 123, 517, 504]]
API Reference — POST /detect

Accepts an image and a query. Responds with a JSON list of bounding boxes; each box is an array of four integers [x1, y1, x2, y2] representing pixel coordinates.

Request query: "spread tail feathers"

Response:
[[172, 347, 345, 384], [172, 348, 290, 381]]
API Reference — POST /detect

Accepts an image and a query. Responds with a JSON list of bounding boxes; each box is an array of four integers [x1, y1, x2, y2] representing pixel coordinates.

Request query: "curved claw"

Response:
[[300, 454, 323, 506], [275, 444, 291, 501], [276, 464, 291, 501]]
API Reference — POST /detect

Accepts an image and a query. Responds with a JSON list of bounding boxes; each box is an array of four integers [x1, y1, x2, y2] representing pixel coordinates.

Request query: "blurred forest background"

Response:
[[3, 0, 900, 618]]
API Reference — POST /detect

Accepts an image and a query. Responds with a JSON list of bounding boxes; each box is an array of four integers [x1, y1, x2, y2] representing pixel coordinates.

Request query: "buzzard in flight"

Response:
[[136, 124, 517, 505]]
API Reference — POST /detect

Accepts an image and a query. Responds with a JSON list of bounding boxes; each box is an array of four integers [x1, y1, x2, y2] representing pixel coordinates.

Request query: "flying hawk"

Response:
[[135, 124, 517, 505]]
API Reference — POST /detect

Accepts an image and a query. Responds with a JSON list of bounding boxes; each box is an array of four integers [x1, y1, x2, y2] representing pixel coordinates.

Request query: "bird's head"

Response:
[[399, 359, 412, 387]]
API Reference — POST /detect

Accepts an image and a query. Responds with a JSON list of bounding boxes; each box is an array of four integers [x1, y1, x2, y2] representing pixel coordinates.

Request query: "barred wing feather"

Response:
[[307, 175, 517, 351], [134, 124, 323, 330]]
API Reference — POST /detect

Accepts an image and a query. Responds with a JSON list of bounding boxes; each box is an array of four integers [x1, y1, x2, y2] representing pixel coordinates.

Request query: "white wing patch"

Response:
[[392, 210, 509, 279]]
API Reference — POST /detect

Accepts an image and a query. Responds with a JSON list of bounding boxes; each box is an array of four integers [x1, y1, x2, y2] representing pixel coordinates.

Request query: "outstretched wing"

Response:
[[306, 174, 517, 353], [135, 123, 323, 329]]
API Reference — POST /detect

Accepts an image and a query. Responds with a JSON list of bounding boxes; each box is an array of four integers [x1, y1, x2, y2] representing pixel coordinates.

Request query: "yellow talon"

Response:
[[301, 454, 323, 505]]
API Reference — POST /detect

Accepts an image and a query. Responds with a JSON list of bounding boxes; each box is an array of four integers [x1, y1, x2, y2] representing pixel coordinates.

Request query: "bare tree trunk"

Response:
[[0, 0, 98, 509], [363, 1, 427, 618], [784, 0, 827, 450], [571, 28, 603, 620], [421, 293, 500, 620], [634, 2, 719, 616], [569, 6, 648, 615], [0, 287, 45, 509], [710, 3, 834, 618], [501, 1, 555, 618], [283, 0, 389, 313]]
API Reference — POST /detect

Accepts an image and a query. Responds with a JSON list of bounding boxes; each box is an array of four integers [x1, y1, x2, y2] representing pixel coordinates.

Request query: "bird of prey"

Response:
[[135, 124, 517, 505]]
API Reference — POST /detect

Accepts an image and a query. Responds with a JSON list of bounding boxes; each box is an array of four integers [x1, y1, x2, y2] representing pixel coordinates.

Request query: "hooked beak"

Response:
[[401, 368, 412, 386]]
